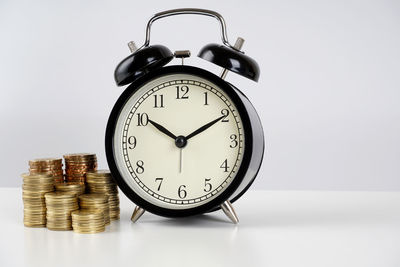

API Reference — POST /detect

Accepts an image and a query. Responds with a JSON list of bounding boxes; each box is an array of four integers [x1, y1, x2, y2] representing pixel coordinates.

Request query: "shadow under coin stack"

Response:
[[79, 194, 111, 225], [71, 210, 106, 234], [29, 158, 63, 184], [55, 183, 85, 196], [86, 170, 120, 220], [45, 192, 79, 231], [64, 153, 97, 184], [22, 173, 54, 227]]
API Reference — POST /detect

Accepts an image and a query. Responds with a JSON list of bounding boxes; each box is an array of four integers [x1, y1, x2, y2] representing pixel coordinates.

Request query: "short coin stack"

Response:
[[72, 210, 105, 234], [29, 158, 63, 184], [55, 182, 85, 196], [64, 153, 97, 184], [45, 192, 79, 231], [22, 173, 54, 227], [86, 170, 120, 220], [79, 194, 110, 225]]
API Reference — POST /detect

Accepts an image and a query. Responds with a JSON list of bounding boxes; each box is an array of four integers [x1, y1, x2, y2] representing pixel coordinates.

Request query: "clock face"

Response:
[[112, 71, 245, 210]]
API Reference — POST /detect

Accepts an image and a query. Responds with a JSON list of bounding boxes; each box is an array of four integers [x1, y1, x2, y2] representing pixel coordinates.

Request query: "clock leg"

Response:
[[220, 201, 239, 224], [131, 205, 145, 223]]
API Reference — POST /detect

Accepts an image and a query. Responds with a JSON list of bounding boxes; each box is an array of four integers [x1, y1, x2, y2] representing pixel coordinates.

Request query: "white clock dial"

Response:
[[113, 73, 244, 209]]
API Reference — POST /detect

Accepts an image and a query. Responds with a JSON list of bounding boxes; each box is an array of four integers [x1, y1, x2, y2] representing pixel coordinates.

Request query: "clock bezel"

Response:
[[105, 65, 253, 217]]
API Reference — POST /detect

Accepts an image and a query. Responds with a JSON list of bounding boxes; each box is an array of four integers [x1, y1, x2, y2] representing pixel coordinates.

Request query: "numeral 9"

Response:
[[128, 136, 137, 149]]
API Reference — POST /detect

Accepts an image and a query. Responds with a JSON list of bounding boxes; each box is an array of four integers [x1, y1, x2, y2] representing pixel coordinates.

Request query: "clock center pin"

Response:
[[175, 135, 187, 148]]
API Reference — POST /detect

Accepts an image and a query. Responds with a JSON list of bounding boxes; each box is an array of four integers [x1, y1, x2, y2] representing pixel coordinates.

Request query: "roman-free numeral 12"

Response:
[[176, 86, 189, 99]]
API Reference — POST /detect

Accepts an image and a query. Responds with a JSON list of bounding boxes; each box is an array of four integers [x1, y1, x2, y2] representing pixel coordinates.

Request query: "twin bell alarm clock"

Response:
[[105, 8, 264, 223]]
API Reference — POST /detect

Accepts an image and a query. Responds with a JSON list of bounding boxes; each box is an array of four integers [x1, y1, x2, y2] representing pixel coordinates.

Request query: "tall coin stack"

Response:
[[86, 170, 120, 220], [55, 182, 86, 196], [71, 210, 106, 234], [22, 173, 54, 227], [29, 158, 63, 184], [79, 194, 111, 225], [64, 153, 97, 184], [45, 192, 79, 231]]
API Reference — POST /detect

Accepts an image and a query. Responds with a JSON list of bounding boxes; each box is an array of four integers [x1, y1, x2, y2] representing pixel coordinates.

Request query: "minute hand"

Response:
[[186, 115, 225, 140]]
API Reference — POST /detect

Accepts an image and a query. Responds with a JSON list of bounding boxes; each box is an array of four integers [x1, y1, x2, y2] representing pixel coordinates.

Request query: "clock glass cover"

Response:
[[112, 73, 245, 210]]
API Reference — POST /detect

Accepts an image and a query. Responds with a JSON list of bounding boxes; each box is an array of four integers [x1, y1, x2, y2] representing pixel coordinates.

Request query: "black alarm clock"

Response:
[[105, 8, 264, 223]]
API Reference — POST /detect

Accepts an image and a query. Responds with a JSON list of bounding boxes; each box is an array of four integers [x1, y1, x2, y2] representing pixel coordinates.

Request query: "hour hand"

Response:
[[148, 119, 177, 140]]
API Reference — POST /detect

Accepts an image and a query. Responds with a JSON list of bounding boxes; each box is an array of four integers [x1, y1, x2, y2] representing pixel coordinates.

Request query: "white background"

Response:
[[0, 0, 399, 190]]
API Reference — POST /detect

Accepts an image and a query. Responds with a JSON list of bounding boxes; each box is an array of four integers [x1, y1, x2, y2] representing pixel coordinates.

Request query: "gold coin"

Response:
[[72, 225, 105, 230], [87, 186, 117, 191], [79, 194, 108, 202], [45, 191, 77, 199], [87, 187, 118, 192], [86, 171, 112, 179], [63, 153, 96, 158], [22, 194, 49, 199], [29, 167, 62, 171], [71, 209, 103, 217], [46, 222, 72, 226], [24, 181, 53, 186], [24, 213, 46, 217], [72, 224, 105, 229], [24, 223, 46, 228], [79, 207, 110, 223], [22, 195, 45, 201], [45, 198, 77, 202], [23, 175, 55, 180], [87, 181, 116, 185], [22, 185, 54, 191], [71, 209, 106, 232], [55, 183, 84, 189], [47, 220, 72, 224], [46, 215, 73, 220], [47, 227, 72, 231], [23, 204, 46, 209], [73, 227, 105, 234], [55, 183, 85, 196], [92, 170, 111, 175], [23, 174, 55, 180], [29, 157, 62, 164], [46, 205, 79, 210]]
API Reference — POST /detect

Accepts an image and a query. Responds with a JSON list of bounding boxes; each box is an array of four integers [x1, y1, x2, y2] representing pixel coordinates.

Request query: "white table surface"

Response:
[[0, 188, 399, 267]]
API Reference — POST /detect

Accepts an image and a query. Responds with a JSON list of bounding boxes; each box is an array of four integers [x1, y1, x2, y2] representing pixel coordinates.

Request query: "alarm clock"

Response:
[[105, 8, 264, 224]]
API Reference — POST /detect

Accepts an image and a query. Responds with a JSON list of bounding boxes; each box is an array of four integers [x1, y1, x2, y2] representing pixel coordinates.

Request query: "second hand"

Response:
[[179, 148, 183, 173]]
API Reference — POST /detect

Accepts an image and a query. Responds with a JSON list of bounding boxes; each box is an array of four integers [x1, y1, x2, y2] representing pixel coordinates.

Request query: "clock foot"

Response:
[[221, 201, 239, 224], [131, 206, 145, 223]]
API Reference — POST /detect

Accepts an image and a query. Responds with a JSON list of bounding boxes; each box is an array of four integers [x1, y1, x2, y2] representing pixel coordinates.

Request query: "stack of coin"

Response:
[[55, 182, 85, 196], [79, 194, 110, 225], [45, 192, 79, 231], [29, 158, 63, 183], [63, 153, 97, 184], [71, 210, 105, 234], [22, 173, 54, 227], [86, 170, 120, 220]]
